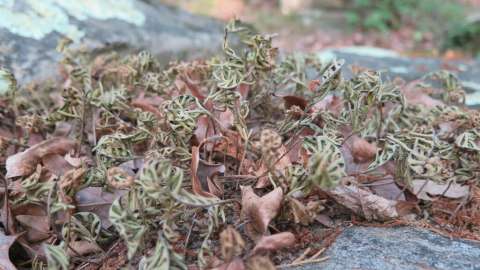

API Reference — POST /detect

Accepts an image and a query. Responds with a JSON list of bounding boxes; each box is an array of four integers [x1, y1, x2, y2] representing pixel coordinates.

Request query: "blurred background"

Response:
[[157, 0, 480, 59]]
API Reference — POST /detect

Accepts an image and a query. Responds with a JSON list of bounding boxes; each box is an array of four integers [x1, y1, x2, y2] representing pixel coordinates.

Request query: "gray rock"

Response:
[[318, 47, 480, 107], [0, 0, 224, 84], [288, 226, 480, 270]]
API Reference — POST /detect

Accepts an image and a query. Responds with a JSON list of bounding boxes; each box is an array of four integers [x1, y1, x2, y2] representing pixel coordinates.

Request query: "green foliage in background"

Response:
[[444, 18, 480, 56], [346, 0, 465, 33]]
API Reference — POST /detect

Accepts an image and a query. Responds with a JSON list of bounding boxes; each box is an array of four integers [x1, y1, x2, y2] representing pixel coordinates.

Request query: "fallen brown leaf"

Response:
[[369, 178, 405, 201], [283, 95, 308, 110], [315, 214, 335, 228], [237, 83, 250, 100], [0, 232, 19, 270], [1, 186, 15, 235], [412, 180, 469, 201], [67, 240, 103, 256], [246, 256, 276, 270], [327, 178, 400, 221], [6, 137, 76, 178], [350, 137, 378, 163], [191, 146, 224, 197], [255, 145, 291, 188], [218, 109, 235, 130], [63, 152, 87, 168], [213, 130, 245, 162], [15, 215, 50, 242], [220, 226, 245, 261], [193, 115, 215, 147], [309, 95, 343, 117], [131, 98, 163, 119], [212, 257, 245, 270], [241, 186, 283, 239], [401, 80, 444, 109], [75, 187, 125, 229], [176, 75, 206, 100], [251, 232, 296, 254], [288, 198, 324, 225], [41, 154, 74, 177]]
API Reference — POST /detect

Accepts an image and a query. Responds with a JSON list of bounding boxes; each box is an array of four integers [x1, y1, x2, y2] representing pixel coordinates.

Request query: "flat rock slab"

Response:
[[0, 0, 224, 84], [318, 47, 480, 107], [289, 226, 480, 270]]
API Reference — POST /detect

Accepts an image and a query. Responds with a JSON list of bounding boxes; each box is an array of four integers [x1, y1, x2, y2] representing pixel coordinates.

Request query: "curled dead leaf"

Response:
[[241, 186, 283, 239], [191, 146, 225, 197], [350, 137, 378, 163], [6, 137, 76, 178], [193, 115, 214, 147], [251, 232, 295, 254], [107, 167, 134, 189]]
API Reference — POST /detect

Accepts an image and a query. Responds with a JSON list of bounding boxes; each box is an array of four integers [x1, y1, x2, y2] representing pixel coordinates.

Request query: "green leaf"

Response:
[[109, 196, 147, 259], [368, 140, 398, 171], [0, 68, 16, 96], [304, 136, 345, 189], [455, 130, 480, 151], [138, 236, 170, 270], [45, 243, 69, 270]]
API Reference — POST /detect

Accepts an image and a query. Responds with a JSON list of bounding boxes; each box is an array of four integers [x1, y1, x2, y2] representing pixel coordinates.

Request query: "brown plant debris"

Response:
[[0, 20, 479, 269]]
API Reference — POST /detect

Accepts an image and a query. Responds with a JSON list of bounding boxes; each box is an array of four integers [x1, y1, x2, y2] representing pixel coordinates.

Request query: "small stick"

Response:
[[183, 212, 197, 257], [309, 248, 326, 260], [0, 174, 10, 234], [291, 248, 311, 264], [277, 256, 329, 269]]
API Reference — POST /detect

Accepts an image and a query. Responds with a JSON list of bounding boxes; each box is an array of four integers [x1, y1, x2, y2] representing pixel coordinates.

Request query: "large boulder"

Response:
[[290, 226, 480, 270], [318, 47, 480, 107], [0, 0, 225, 84]]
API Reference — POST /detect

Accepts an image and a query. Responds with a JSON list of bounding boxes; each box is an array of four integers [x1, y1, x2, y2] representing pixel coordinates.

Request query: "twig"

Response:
[[376, 104, 384, 140], [183, 212, 197, 257], [310, 248, 326, 260], [449, 193, 470, 223], [277, 256, 329, 269], [92, 110, 97, 147], [291, 248, 311, 264], [0, 174, 10, 234]]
